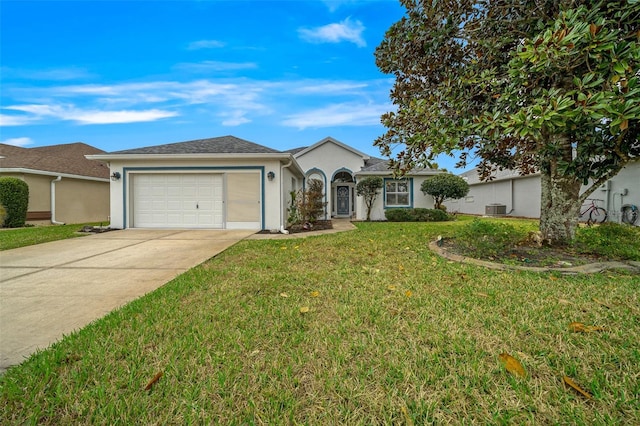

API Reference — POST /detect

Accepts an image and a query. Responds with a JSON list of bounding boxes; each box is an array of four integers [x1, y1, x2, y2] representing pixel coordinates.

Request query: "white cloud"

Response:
[[4, 104, 178, 125], [282, 102, 390, 129], [298, 18, 366, 47], [187, 40, 226, 50], [0, 113, 35, 126], [173, 61, 258, 73], [0, 137, 33, 147], [291, 81, 368, 95], [220, 111, 251, 126]]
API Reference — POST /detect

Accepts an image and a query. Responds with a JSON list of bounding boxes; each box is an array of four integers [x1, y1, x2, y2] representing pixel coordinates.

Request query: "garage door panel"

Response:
[[133, 174, 223, 228]]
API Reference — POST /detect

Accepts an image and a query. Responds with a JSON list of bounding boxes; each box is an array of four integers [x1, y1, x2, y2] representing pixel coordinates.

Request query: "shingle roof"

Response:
[[109, 135, 281, 155], [357, 159, 443, 176], [283, 146, 307, 155], [0, 142, 109, 179]]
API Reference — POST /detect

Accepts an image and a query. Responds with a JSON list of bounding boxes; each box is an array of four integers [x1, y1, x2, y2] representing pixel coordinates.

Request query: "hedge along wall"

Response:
[[0, 177, 29, 227]]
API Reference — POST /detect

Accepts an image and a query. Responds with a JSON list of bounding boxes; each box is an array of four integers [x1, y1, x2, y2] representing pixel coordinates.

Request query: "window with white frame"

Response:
[[385, 179, 411, 207]]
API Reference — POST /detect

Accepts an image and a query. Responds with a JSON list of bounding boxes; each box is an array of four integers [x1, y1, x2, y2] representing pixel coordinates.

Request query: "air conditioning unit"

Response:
[[485, 204, 507, 216]]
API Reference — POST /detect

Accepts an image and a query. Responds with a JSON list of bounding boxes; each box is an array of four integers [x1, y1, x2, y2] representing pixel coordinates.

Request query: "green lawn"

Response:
[[0, 223, 106, 251], [1, 221, 638, 424]]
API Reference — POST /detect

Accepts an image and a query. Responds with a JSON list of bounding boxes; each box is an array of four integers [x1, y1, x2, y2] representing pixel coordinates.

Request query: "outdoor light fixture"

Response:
[[267, 171, 275, 181], [111, 172, 121, 181]]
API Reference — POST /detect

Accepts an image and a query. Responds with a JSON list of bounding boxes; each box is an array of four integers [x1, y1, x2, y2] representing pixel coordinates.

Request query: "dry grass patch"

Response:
[[1, 221, 639, 424]]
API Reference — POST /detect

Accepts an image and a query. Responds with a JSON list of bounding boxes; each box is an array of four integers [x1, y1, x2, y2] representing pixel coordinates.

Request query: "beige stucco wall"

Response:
[[55, 178, 110, 224], [0, 172, 110, 224]]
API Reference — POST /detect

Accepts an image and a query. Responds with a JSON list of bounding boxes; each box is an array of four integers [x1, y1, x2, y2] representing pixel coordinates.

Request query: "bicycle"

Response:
[[580, 199, 608, 225]]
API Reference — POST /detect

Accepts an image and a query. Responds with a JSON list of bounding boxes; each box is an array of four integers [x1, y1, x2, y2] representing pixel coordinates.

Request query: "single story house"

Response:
[[87, 136, 443, 231], [0, 142, 110, 224], [444, 160, 640, 225]]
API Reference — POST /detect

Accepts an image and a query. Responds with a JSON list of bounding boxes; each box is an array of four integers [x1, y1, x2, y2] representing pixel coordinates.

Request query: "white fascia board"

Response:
[[0, 168, 110, 182]]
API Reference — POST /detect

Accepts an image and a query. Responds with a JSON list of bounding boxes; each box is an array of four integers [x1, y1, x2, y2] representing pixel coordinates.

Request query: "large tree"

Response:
[[375, 0, 639, 245]]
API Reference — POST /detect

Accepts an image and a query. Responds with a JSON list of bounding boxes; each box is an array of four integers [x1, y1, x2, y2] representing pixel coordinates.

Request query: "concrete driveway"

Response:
[[0, 229, 254, 373]]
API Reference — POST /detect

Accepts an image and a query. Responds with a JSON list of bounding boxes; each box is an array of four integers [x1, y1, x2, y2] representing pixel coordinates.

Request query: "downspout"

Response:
[[279, 158, 293, 234], [50, 176, 65, 225], [507, 178, 515, 215]]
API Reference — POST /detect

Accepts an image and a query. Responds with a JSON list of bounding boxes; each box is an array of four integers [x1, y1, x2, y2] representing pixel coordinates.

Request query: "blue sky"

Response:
[[1, 0, 464, 170]]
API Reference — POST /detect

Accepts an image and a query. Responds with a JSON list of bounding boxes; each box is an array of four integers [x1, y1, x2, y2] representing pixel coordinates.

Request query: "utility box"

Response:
[[485, 204, 507, 216]]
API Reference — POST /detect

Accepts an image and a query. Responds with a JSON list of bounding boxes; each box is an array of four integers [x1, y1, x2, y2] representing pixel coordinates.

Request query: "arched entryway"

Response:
[[331, 169, 355, 218]]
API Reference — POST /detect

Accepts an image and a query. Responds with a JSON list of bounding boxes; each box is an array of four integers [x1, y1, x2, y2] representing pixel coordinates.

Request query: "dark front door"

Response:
[[337, 186, 350, 216]]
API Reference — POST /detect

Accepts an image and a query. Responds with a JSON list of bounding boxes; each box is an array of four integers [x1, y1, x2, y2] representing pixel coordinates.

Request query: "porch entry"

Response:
[[337, 186, 350, 215], [332, 170, 355, 218]]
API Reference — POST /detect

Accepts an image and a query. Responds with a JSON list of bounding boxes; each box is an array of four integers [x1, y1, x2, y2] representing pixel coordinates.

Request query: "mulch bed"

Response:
[[256, 220, 333, 235], [441, 238, 603, 268]]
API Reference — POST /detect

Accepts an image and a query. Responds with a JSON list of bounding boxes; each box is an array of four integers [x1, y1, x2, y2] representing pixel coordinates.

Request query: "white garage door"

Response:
[[133, 174, 224, 228]]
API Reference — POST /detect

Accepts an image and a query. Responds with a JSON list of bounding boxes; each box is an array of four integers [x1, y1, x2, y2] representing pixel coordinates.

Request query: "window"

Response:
[[385, 179, 411, 207]]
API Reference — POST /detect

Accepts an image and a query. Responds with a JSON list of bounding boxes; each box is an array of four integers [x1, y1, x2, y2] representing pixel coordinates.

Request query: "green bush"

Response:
[[455, 219, 525, 258], [385, 209, 412, 222], [0, 177, 29, 228], [385, 208, 450, 222], [573, 223, 640, 261], [0, 204, 6, 227]]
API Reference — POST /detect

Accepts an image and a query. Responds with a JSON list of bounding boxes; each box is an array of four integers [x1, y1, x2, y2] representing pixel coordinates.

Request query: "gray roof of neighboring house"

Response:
[[458, 166, 540, 184], [0, 142, 109, 179], [109, 135, 281, 155]]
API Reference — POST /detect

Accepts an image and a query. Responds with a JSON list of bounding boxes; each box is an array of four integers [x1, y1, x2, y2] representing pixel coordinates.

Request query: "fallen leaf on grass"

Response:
[[549, 276, 559, 281], [310, 291, 320, 297], [401, 404, 414, 426], [568, 322, 605, 333], [279, 292, 289, 298], [387, 285, 397, 291], [558, 298, 572, 305], [299, 306, 310, 313], [405, 290, 413, 298], [144, 371, 163, 391], [499, 353, 526, 378], [563, 376, 592, 399], [476, 292, 489, 298]]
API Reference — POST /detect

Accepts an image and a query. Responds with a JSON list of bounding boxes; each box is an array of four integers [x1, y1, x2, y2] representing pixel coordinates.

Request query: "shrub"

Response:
[[385, 208, 412, 222], [455, 219, 525, 258], [573, 223, 640, 261], [421, 174, 470, 209], [291, 179, 327, 224], [0, 204, 6, 227], [0, 177, 29, 228], [385, 208, 450, 222]]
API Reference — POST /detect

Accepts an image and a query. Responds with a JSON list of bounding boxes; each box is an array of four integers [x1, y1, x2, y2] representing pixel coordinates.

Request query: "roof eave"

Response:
[[86, 152, 292, 161], [0, 168, 110, 182]]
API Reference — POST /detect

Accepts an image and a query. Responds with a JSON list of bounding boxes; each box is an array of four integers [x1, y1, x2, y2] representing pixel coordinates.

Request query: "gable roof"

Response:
[[109, 135, 280, 155], [0, 142, 109, 180], [293, 136, 370, 160]]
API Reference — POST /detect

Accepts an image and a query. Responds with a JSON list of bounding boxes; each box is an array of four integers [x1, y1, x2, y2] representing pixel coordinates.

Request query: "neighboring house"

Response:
[[0, 143, 110, 224], [444, 160, 640, 225], [87, 135, 443, 231]]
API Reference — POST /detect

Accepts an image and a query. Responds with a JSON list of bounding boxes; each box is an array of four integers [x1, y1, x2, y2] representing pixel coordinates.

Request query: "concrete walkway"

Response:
[[0, 229, 254, 373]]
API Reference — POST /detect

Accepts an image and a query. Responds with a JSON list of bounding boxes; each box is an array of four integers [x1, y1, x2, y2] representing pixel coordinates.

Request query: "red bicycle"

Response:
[[580, 199, 608, 225]]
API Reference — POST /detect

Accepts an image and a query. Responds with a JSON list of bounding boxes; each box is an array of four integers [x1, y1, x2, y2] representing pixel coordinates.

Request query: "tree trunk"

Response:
[[539, 168, 581, 246]]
